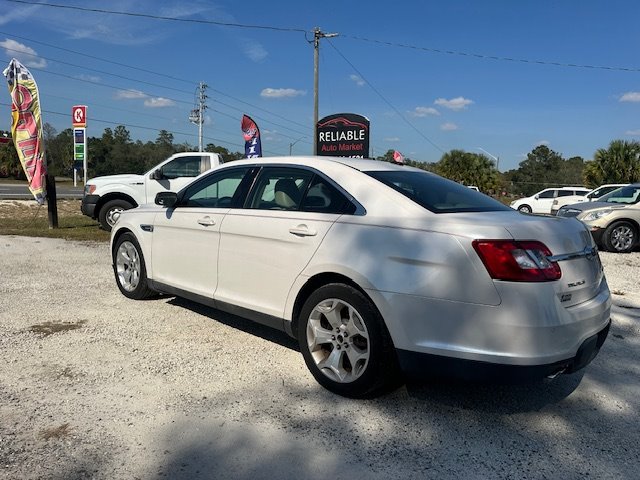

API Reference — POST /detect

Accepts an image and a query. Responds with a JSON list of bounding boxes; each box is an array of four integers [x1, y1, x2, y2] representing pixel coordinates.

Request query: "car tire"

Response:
[[99, 199, 133, 231], [297, 283, 400, 398], [112, 233, 155, 300], [517, 205, 532, 213], [603, 221, 637, 253]]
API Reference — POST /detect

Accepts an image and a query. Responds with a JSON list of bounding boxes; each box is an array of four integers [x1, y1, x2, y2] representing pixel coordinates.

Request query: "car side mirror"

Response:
[[155, 191, 178, 208], [534, 195, 539, 200], [151, 169, 163, 180]]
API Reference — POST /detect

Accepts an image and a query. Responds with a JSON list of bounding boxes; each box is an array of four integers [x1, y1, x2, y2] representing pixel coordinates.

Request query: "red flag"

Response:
[[393, 150, 404, 164]]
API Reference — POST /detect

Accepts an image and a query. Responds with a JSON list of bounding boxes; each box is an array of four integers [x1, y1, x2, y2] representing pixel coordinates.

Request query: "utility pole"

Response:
[[189, 82, 208, 152], [312, 27, 338, 155]]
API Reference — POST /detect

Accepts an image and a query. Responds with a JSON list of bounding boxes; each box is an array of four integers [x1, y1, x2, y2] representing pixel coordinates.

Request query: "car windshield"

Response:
[[598, 185, 640, 204], [365, 170, 510, 213]]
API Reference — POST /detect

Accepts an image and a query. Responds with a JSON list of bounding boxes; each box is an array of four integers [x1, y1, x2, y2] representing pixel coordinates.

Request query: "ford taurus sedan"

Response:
[[110, 157, 611, 398]]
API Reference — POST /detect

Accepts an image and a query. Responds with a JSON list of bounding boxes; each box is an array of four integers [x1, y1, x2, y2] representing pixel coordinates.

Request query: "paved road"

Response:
[[0, 182, 83, 199]]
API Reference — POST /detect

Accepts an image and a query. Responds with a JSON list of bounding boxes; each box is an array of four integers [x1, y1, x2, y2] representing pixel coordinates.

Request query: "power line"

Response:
[[4, 3, 638, 73], [4, 0, 307, 33], [326, 39, 445, 154], [0, 101, 289, 156], [0, 30, 315, 136], [343, 34, 640, 73]]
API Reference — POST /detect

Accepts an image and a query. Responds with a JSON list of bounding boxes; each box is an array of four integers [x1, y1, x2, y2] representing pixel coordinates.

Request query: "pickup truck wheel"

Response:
[[113, 233, 155, 300], [99, 199, 133, 231]]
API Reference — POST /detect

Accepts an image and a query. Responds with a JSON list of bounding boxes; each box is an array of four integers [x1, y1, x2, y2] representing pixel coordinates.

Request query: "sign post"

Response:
[[72, 105, 87, 184]]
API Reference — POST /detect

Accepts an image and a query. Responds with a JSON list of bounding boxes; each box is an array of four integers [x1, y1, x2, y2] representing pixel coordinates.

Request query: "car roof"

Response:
[[222, 156, 427, 173]]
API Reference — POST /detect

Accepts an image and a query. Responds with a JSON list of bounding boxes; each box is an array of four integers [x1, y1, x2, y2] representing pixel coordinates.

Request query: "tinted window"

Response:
[[180, 167, 252, 208], [365, 170, 510, 213], [301, 175, 356, 214], [538, 190, 555, 199], [162, 156, 203, 178], [557, 190, 574, 197], [249, 167, 314, 210], [600, 185, 640, 204]]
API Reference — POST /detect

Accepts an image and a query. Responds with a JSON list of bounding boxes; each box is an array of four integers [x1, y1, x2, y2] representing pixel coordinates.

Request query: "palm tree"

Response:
[[592, 140, 640, 183]]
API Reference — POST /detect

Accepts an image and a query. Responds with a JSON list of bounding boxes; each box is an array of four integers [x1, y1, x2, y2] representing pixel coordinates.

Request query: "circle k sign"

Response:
[[72, 105, 87, 127]]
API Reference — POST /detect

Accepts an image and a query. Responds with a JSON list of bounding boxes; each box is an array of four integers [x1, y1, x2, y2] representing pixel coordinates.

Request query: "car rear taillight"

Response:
[[472, 240, 561, 282]]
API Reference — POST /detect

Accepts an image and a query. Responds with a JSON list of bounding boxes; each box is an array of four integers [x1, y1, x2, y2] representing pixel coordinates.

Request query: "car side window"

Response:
[[557, 190, 574, 197], [538, 190, 555, 199], [180, 167, 252, 208], [301, 175, 356, 214], [249, 168, 313, 210], [161, 156, 203, 179]]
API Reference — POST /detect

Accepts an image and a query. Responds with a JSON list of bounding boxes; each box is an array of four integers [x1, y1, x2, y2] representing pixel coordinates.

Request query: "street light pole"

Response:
[[289, 137, 305, 155], [312, 27, 338, 155], [478, 147, 500, 171]]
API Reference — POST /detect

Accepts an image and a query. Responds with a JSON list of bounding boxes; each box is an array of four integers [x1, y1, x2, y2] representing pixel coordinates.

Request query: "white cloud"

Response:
[[243, 40, 268, 62], [620, 92, 640, 103], [144, 97, 176, 108], [349, 74, 365, 87], [114, 89, 148, 100], [411, 106, 440, 117], [625, 130, 640, 136], [536, 140, 550, 146], [441, 122, 458, 131], [0, 39, 46, 68], [384, 137, 400, 142], [434, 96, 474, 111], [77, 74, 101, 83], [260, 88, 306, 99]]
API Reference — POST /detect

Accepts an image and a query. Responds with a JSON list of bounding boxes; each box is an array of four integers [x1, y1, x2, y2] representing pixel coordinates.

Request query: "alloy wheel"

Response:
[[306, 298, 370, 384], [116, 241, 141, 292]]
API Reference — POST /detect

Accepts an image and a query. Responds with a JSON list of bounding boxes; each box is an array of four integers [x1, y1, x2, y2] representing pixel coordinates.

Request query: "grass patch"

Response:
[[0, 199, 109, 242], [29, 320, 87, 337]]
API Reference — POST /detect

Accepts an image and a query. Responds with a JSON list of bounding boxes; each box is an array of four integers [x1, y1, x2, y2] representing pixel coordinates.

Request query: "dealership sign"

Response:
[[316, 113, 370, 158]]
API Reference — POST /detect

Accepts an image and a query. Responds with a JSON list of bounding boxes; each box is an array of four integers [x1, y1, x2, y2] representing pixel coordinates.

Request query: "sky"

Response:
[[1, 0, 640, 172]]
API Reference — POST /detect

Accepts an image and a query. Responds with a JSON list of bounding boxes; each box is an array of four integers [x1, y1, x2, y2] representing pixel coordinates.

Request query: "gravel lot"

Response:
[[0, 235, 639, 480]]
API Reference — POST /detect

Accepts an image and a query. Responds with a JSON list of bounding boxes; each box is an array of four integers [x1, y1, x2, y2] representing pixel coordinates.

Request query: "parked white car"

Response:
[[81, 152, 222, 231], [111, 157, 611, 398], [510, 186, 590, 214], [551, 184, 629, 215]]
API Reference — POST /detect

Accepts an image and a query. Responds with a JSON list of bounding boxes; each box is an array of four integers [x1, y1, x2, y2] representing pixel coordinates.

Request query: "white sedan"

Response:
[[111, 157, 611, 398]]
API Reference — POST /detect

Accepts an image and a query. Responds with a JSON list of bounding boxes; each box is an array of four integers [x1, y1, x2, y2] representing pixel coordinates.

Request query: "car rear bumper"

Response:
[[397, 319, 610, 382], [367, 275, 611, 368], [81, 194, 99, 218]]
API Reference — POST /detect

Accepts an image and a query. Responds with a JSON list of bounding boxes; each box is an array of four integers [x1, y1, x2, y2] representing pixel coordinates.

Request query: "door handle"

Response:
[[289, 225, 317, 237], [197, 216, 216, 226]]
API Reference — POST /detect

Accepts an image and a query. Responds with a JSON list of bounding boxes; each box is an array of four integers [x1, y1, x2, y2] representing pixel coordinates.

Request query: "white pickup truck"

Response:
[[81, 152, 222, 230]]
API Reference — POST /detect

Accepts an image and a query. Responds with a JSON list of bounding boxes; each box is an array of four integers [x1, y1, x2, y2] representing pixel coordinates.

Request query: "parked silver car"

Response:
[[111, 157, 611, 397]]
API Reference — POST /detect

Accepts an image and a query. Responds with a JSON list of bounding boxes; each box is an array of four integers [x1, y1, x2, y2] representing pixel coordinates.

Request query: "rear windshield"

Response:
[[599, 185, 640, 204], [365, 170, 510, 213]]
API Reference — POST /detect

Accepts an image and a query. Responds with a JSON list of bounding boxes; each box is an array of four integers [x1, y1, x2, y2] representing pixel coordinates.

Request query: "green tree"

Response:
[[506, 145, 566, 195], [591, 140, 640, 184], [205, 143, 243, 163], [435, 149, 500, 192]]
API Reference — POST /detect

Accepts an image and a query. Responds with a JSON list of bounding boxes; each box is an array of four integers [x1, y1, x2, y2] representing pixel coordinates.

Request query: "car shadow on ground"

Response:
[[167, 296, 299, 351]]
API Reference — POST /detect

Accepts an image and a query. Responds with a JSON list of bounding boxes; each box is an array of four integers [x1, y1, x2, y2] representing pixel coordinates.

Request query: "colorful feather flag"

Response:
[[241, 114, 262, 158], [393, 150, 404, 164], [3, 58, 47, 204]]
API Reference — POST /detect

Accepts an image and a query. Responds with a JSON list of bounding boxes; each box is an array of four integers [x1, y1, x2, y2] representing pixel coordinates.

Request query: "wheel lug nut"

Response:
[[343, 332, 348, 337], [336, 345, 341, 350], [331, 335, 335, 340]]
